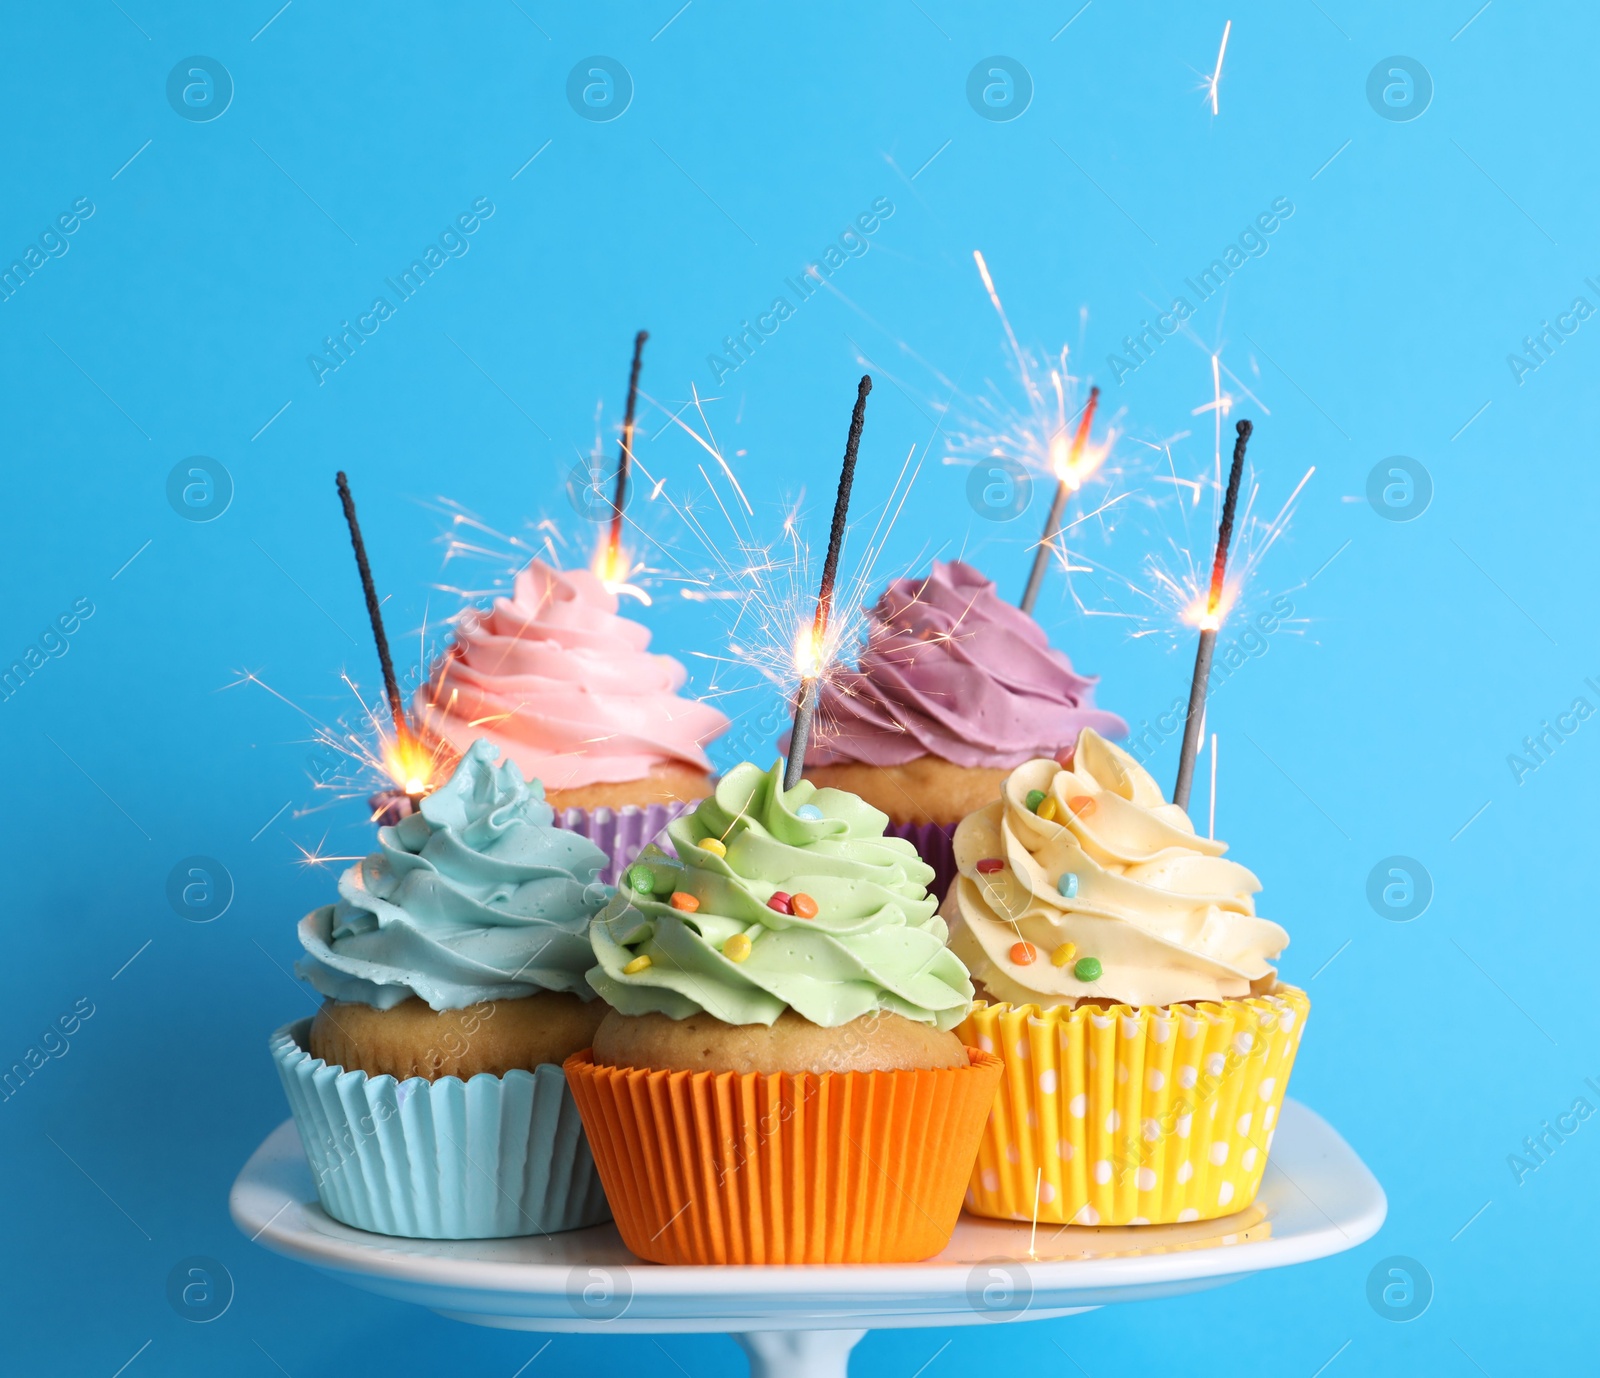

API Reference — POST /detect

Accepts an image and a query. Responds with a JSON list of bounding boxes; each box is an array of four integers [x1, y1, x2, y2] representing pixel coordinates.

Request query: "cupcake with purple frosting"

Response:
[[799, 560, 1125, 894]]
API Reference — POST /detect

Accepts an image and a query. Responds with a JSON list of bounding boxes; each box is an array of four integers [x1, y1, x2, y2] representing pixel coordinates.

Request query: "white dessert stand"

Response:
[[232, 1099, 1383, 1378]]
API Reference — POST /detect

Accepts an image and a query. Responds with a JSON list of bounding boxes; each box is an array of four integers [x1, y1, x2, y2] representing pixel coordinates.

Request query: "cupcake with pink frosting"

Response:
[[412, 560, 729, 880], [800, 560, 1125, 894]]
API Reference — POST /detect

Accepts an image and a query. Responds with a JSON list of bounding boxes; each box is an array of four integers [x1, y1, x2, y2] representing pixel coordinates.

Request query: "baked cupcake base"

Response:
[[592, 1008, 967, 1074], [273, 1018, 609, 1239], [802, 756, 1009, 827], [565, 1043, 1001, 1264], [956, 988, 1309, 1226], [309, 991, 606, 1079], [545, 762, 715, 812]]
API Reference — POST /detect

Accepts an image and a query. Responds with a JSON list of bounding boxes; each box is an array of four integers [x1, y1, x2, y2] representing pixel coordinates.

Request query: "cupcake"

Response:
[[410, 559, 730, 881], [798, 560, 1125, 895], [942, 726, 1306, 1226], [272, 738, 614, 1239], [563, 761, 1002, 1264]]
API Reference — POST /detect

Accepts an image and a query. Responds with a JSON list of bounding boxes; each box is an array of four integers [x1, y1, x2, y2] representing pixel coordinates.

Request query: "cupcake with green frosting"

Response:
[[563, 762, 1003, 1265]]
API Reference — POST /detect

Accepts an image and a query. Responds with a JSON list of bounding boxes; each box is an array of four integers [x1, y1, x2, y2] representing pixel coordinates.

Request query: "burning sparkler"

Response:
[[785, 375, 872, 791], [335, 472, 450, 805], [947, 252, 1126, 619], [1018, 384, 1103, 614], [592, 329, 649, 592], [1171, 419, 1250, 811]]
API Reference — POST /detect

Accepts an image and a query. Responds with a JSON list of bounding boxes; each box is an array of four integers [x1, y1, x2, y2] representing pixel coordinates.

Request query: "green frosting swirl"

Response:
[[586, 762, 973, 1030]]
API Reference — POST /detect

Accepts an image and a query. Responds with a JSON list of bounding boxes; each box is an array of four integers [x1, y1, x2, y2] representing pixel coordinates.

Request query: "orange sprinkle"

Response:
[[790, 892, 819, 919], [1010, 941, 1038, 966], [1069, 795, 1097, 817], [669, 891, 700, 913]]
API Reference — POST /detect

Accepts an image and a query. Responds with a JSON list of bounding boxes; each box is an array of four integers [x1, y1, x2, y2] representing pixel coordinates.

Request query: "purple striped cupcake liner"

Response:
[[886, 819, 960, 904], [553, 801, 691, 886]]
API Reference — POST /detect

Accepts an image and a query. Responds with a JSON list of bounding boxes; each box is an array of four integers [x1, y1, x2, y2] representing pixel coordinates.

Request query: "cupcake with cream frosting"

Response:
[[409, 559, 729, 879], [798, 559, 1125, 892], [562, 761, 1001, 1264], [272, 739, 613, 1239], [942, 727, 1308, 1227]]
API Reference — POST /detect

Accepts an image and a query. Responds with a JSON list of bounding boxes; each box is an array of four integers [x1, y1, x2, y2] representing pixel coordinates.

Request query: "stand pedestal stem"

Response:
[[735, 1329, 867, 1378]]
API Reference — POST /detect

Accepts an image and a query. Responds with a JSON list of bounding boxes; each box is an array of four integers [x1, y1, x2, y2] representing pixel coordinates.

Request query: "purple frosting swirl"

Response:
[[801, 561, 1127, 769]]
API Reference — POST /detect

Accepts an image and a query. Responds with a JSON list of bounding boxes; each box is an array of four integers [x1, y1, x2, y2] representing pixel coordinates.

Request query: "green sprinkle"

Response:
[[1025, 789, 1047, 813], [1073, 956, 1102, 982], [627, 864, 656, 895]]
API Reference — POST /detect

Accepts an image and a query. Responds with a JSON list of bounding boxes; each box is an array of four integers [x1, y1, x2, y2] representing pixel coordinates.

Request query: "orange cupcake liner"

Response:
[[956, 987, 1309, 1226], [563, 1047, 1003, 1264]]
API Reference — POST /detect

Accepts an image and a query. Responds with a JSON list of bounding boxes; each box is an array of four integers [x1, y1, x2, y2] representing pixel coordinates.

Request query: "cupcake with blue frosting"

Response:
[[272, 739, 614, 1239]]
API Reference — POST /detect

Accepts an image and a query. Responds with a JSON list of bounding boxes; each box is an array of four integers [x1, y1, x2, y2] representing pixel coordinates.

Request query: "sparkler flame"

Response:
[[793, 621, 827, 680], [589, 531, 653, 605], [384, 725, 443, 798], [1052, 431, 1112, 491]]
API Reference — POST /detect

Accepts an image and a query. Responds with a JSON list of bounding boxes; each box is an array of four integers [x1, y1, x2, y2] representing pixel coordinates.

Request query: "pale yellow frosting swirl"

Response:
[[943, 729, 1287, 1007]]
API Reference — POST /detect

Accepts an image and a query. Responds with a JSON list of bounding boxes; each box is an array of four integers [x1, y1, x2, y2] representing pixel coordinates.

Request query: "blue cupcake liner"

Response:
[[270, 1018, 610, 1240]]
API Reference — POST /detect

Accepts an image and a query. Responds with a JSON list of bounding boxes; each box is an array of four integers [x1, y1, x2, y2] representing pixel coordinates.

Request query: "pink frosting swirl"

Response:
[[417, 561, 728, 792], [803, 560, 1126, 770]]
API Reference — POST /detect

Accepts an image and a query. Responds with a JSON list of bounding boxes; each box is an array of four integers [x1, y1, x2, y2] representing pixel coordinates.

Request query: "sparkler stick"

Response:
[[784, 374, 872, 792], [336, 472, 408, 746], [1172, 419, 1252, 811], [1018, 386, 1100, 615], [606, 330, 649, 564]]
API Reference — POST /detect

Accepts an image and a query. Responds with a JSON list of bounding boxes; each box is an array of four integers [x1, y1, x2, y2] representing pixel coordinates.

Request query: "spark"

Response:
[[943, 252, 1138, 621], [226, 666, 458, 810], [1207, 20, 1232, 115], [290, 835, 365, 868]]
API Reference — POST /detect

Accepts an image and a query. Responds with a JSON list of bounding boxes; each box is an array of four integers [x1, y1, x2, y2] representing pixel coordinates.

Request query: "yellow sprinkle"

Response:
[[1037, 796, 1060, 822], [622, 955, 653, 975], [1051, 942, 1077, 967], [722, 932, 753, 963], [700, 837, 727, 857]]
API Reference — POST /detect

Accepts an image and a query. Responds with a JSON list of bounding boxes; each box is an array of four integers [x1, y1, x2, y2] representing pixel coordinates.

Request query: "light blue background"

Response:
[[3, 1, 1589, 1373]]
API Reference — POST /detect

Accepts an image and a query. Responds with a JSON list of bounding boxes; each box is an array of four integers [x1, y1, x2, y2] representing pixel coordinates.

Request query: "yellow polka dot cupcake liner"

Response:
[[955, 986, 1309, 1226]]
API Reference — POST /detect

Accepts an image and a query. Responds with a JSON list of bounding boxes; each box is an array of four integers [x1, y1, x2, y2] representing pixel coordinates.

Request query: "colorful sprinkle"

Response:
[[1025, 789, 1047, 812], [622, 954, 653, 975], [722, 933, 753, 963], [790, 892, 819, 919], [1074, 956, 1102, 982], [1010, 941, 1038, 966], [1051, 942, 1078, 967], [1054, 746, 1076, 770], [1069, 795, 1097, 817], [1037, 796, 1060, 822], [976, 858, 1004, 875], [767, 891, 793, 915], [699, 837, 727, 858], [1056, 872, 1079, 899], [796, 804, 823, 821], [669, 891, 700, 913], [627, 864, 656, 894]]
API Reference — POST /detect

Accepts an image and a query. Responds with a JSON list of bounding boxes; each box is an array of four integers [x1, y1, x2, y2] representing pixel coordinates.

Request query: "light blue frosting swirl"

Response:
[[296, 739, 612, 1011]]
